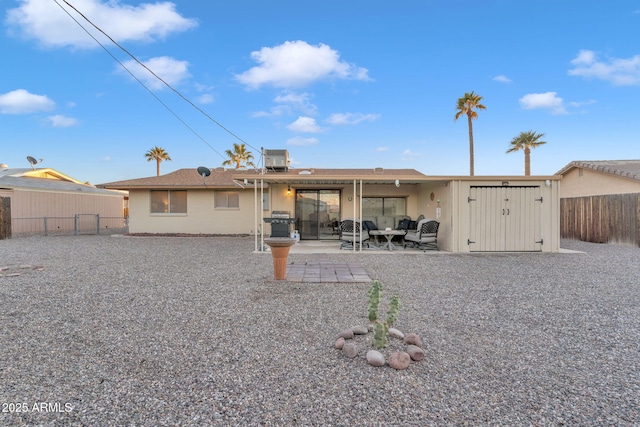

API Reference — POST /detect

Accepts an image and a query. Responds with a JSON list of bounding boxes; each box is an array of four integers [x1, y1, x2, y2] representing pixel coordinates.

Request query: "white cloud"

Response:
[[251, 92, 317, 118], [287, 136, 318, 146], [0, 89, 55, 114], [287, 116, 322, 133], [568, 99, 597, 108], [568, 49, 640, 86], [6, 0, 197, 49], [519, 92, 567, 115], [326, 112, 380, 125], [400, 149, 420, 161], [493, 75, 512, 83], [196, 94, 214, 104], [376, 147, 388, 152], [118, 56, 190, 89], [274, 92, 317, 115], [235, 40, 371, 89], [46, 114, 78, 127]]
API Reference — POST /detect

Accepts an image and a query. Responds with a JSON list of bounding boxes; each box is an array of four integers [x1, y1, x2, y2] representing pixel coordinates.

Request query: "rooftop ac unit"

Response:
[[265, 149, 290, 171]]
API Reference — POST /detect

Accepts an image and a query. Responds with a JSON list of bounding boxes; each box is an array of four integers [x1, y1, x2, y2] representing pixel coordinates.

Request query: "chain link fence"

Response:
[[11, 214, 128, 237]]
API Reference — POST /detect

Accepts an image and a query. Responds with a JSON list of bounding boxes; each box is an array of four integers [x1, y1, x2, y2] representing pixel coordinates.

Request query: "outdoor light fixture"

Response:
[[287, 185, 291, 196]]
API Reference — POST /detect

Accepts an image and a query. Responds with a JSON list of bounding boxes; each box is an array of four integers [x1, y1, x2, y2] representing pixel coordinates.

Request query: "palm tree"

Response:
[[144, 146, 172, 176], [506, 131, 547, 176], [222, 143, 256, 169], [454, 91, 486, 176]]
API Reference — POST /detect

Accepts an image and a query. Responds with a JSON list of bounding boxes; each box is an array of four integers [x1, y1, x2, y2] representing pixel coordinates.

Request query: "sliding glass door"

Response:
[[295, 190, 341, 240]]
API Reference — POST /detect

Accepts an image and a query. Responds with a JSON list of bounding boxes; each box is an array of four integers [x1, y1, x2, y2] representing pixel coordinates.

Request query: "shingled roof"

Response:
[[98, 168, 243, 189], [556, 160, 640, 182], [98, 167, 429, 189]]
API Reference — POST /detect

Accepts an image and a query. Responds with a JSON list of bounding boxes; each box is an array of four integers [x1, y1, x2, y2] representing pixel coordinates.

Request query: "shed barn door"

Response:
[[468, 186, 543, 252]]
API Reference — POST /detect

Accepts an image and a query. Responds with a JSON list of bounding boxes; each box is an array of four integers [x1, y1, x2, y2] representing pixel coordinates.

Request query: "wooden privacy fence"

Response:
[[0, 197, 10, 240], [560, 193, 640, 246]]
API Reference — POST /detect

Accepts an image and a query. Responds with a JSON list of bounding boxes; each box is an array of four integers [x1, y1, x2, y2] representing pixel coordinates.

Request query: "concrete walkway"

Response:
[[285, 253, 371, 283]]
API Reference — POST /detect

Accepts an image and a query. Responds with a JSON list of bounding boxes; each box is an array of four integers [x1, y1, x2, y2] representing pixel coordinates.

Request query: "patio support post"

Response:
[[359, 179, 363, 251], [353, 180, 356, 252], [260, 179, 264, 252], [254, 179, 258, 252]]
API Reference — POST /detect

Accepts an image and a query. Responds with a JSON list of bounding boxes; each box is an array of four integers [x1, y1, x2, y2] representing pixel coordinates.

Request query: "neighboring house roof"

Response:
[[0, 167, 124, 196], [556, 160, 640, 182], [98, 168, 245, 189], [0, 167, 82, 183]]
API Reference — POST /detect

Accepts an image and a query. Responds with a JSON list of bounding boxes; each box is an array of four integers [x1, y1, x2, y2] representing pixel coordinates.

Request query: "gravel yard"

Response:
[[1, 235, 639, 426]]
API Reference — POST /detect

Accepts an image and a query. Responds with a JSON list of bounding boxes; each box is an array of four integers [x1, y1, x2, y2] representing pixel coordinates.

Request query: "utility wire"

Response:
[[54, 0, 264, 164]]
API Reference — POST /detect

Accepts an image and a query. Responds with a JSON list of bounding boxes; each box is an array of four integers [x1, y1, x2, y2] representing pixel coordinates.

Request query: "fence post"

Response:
[[74, 214, 78, 235], [44, 217, 48, 236], [0, 196, 11, 240], [96, 214, 100, 235]]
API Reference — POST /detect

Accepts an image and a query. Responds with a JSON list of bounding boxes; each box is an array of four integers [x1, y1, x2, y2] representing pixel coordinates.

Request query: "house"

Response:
[[100, 153, 561, 252], [0, 165, 127, 237], [556, 160, 640, 245], [556, 160, 640, 198]]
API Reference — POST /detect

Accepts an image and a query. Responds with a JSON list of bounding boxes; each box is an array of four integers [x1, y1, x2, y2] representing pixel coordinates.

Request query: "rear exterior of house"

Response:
[[100, 164, 561, 253]]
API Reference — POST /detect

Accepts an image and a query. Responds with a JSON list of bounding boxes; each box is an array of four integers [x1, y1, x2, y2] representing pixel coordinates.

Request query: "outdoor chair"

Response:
[[339, 219, 370, 249], [404, 219, 439, 251]]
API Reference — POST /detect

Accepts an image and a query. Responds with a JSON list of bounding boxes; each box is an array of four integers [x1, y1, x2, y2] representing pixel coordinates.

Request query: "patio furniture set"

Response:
[[338, 217, 439, 251]]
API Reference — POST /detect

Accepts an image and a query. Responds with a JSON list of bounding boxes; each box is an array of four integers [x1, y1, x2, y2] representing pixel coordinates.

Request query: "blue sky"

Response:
[[1, 0, 639, 184]]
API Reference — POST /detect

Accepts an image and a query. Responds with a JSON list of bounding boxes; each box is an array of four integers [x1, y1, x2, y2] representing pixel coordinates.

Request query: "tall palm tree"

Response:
[[222, 143, 256, 169], [454, 91, 486, 176], [144, 146, 172, 176], [506, 131, 547, 176]]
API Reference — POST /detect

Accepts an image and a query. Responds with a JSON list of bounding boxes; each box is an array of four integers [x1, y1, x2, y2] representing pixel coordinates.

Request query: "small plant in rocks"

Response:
[[367, 279, 400, 349]]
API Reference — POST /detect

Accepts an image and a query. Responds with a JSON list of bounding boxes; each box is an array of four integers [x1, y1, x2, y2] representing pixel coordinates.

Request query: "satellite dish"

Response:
[[26, 156, 43, 169], [197, 166, 211, 184]]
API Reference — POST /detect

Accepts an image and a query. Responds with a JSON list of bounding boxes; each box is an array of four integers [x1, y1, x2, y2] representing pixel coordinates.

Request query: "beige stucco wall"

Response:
[[0, 187, 125, 235], [128, 188, 265, 235], [560, 168, 640, 198], [416, 182, 452, 251], [450, 179, 560, 252]]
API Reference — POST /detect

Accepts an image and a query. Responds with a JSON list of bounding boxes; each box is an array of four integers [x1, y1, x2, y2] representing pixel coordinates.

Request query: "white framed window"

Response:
[[215, 191, 240, 208], [150, 190, 187, 214]]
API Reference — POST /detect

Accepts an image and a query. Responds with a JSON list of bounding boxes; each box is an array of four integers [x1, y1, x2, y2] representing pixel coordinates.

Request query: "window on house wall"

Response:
[[362, 197, 406, 217], [215, 191, 240, 208], [150, 190, 187, 213]]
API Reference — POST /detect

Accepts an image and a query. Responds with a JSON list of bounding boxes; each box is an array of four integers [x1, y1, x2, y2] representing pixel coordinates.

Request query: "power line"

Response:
[[53, 0, 264, 165]]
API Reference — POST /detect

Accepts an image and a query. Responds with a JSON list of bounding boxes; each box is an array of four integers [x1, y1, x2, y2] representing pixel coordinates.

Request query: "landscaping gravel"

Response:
[[1, 235, 639, 426]]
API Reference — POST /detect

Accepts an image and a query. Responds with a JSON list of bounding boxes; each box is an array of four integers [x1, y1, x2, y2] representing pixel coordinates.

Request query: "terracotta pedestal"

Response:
[[264, 238, 296, 280]]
